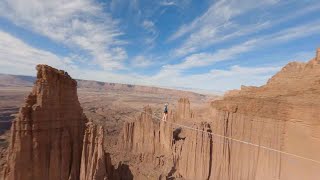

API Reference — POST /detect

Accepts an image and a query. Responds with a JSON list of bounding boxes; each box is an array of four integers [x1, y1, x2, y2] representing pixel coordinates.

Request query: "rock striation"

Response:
[[3, 65, 87, 180], [208, 49, 320, 180], [172, 123, 212, 179], [80, 122, 108, 180], [121, 98, 200, 178], [121, 106, 172, 155], [175, 98, 194, 121]]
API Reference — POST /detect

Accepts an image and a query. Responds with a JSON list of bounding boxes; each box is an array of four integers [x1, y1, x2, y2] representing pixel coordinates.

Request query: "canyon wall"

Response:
[[121, 49, 320, 180], [208, 49, 320, 180]]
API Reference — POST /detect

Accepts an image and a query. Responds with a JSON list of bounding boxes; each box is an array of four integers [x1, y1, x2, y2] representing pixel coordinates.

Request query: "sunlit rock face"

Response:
[[121, 49, 320, 180], [2, 65, 87, 180], [121, 106, 173, 155], [209, 49, 320, 180], [80, 123, 108, 180], [176, 98, 193, 121]]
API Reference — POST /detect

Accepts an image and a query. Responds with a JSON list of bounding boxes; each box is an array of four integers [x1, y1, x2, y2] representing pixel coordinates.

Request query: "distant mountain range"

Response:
[[0, 73, 219, 98]]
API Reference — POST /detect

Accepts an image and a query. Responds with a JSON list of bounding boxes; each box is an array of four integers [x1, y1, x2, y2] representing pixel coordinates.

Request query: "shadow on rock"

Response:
[[106, 153, 134, 180]]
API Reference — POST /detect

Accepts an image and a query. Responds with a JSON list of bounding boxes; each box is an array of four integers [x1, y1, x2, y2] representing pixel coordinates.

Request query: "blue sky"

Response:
[[0, 0, 319, 92]]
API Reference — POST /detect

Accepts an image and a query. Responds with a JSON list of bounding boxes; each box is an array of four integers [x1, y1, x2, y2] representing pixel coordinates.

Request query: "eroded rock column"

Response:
[[3, 65, 87, 180]]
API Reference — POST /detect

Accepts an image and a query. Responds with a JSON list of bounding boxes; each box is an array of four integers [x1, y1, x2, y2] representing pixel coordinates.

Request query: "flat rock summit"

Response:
[[1, 49, 320, 179]]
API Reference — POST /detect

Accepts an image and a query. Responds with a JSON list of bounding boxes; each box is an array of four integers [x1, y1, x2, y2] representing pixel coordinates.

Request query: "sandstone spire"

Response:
[[176, 98, 193, 121], [80, 122, 108, 180], [121, 106, 172, 155], [3, 65, 87, 180], [317, 48, 320, 61]]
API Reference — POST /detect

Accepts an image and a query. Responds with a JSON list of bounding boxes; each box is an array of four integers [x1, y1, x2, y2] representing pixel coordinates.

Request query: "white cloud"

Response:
[[0, 30, 145, 84], [159, 0, 191, 8], [1, 0, 319, 92], [142, 20, 156, 34], [159, 1, 176, 6], [172, 21, 269, 57], [167, 40, 256, 70], [145, 65, 281, 91], [131, 55, 153, 68], [141, 20, 159, 46], [0, 29, 311, 92], [0, 30, 72, 75], [0, 0, 127, 70], [169, 0, 320, 57], [169, 0, 278, 41], [167, 20, 320, 71]]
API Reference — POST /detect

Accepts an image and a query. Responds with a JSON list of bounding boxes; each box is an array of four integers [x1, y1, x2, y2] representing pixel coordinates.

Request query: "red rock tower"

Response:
[[317, 48, 320, 61], [3, 65, 87, 180], [176, 98, 193, 121], [80, 123, 107, 180]]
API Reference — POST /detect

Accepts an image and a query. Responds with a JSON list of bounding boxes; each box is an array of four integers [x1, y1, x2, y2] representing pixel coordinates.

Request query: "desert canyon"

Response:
[[0, 49, 320, 180]]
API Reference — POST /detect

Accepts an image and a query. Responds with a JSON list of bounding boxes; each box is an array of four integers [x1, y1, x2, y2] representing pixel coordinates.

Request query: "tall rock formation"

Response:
[[121, 106, 172, 155], [121, 48, 320, 180], [172, 123, 212, 179], [209, 48, 320, 180], [3, 65, 87, 180], [176, 98, 193, 121], [80, 122, 108, 180]]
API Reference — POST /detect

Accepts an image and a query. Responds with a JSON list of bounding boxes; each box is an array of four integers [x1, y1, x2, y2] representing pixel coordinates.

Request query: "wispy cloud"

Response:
[[0, 30, 144, 84], [0, 31, 73, 75], [141, 20, 159, 47], [169, 0, 278, 42], [169, 0, 320, 57], [159, 0, 176, 7], [0, 0, 319, 92], [167, 20, 320, 71], [167, 40, 256, 70], [0, 29, 308, 92], [159, 0, 191, 8], [146, 65, 281, 91], [131, 55, 153, 68], [0, 0, 127, 70]]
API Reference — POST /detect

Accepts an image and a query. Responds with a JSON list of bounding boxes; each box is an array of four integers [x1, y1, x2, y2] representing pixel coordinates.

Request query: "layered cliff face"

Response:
[[120, 98, 198, 178], [80, 122, 108, 180], [121, 49, 320, 180], [3, 65, 87, 180], [121, 106, 172, 156], [172, 123, 212, 179], [209, 49, 320, 180], [173, 49, 320, 180], [175, 98, 194, 121]]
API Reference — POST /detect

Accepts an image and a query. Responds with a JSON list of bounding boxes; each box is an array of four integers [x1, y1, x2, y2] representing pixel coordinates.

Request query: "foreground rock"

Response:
[[3, 65, 87, 180]]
